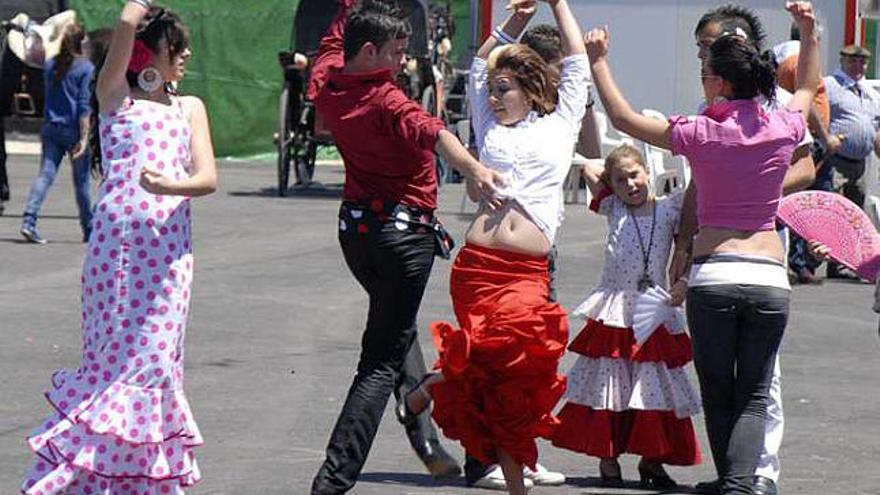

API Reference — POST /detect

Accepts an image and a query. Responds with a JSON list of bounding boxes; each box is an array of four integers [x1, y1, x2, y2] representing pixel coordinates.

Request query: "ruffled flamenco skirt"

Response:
[[429, 244, 568, 469], [551, 288, 702, 465], [20, 369, 202, 494]]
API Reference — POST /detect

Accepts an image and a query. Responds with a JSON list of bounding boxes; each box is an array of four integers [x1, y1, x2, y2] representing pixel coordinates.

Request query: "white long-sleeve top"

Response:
[[469, 53, 591, 245]]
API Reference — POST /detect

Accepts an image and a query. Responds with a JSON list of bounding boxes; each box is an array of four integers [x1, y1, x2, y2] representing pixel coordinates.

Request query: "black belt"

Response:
[[339, 200, 455, 259]]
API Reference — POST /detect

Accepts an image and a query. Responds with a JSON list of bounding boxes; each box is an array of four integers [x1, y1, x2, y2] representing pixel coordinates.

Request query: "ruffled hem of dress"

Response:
[[43, 369, 201, 444], [22, 453, 199, 495], [551, 404, 701, 465], [568, 318, 693, 368], [572, 289, 685, 333], [563, 356, 702, 418], [428, 302, 568, 470], [20, 368, 203, 493]]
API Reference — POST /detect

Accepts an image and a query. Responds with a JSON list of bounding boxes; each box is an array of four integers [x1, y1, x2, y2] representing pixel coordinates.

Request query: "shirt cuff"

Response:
[[589, 186, 613, 213]]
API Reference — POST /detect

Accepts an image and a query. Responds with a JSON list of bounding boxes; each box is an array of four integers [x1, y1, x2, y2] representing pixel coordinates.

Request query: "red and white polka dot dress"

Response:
[[22, 97, 203, 495]]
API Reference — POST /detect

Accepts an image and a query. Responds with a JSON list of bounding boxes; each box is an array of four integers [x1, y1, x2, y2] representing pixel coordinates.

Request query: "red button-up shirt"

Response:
[[308, 0, 446, 211]]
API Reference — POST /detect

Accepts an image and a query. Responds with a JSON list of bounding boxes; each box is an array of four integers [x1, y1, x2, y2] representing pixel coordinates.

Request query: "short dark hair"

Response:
[[521, 24, 562, 65], [709, 35, 776, 101], [344, 0, 412, 61], [695, 4, 766, 51]]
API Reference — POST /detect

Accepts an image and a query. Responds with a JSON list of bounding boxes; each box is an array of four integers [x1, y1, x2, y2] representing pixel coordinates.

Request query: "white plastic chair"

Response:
[[564, 153, 592, 204], [640, 108, 688, 194], [594, 110, 635, 155]]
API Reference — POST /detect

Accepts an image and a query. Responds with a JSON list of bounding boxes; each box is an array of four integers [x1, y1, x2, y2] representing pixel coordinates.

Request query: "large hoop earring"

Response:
[[137, 67, 164, 93]]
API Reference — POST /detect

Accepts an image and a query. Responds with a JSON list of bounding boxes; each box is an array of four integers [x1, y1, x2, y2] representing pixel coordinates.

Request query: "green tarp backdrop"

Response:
[[71, 0, 297, 158], [70, 0, 473, 159]]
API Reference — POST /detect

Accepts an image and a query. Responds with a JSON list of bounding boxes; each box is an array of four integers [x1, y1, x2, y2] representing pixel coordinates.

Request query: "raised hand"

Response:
[[785, 1, 815, 36], [583, 26, 610, 64], [505, 0, 537, 17]]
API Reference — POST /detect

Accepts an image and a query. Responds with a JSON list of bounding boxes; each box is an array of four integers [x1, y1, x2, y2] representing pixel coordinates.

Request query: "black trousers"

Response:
[[311, 212, 437, 494], [687, 284, 789, 495]]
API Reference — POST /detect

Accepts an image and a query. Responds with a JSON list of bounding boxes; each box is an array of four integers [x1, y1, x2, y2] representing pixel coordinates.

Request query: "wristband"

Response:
[[492, 26, 517, 45], [128, 0, 153, 9]]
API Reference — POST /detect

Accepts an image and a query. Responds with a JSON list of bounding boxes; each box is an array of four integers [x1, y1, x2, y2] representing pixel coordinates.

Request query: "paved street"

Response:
[[1, 155, 878, 494]]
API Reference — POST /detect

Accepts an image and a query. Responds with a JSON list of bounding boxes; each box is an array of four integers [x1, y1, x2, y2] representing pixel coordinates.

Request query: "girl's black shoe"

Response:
[[638, 465, 677, 490]]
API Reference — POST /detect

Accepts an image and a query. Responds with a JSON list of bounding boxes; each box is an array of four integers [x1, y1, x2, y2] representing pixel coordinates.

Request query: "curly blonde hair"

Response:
[[487, 44, 557, 115]]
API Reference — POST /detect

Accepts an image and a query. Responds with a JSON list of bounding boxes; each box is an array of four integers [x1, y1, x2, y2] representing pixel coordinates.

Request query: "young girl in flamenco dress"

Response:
[[552, 145, 701, 489], [21, 1, 217, 493]]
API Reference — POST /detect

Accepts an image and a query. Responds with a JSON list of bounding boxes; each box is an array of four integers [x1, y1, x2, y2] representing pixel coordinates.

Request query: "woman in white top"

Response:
[[396, 1, 590, 493]]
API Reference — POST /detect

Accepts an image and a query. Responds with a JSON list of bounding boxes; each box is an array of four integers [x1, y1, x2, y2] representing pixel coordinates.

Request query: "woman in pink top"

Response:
[[583, 2, 819, 494]]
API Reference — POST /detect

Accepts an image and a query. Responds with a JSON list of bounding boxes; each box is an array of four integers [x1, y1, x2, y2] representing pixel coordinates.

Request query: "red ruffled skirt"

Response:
[[551, 318, 701, 465], [429, 244, 568, 469]]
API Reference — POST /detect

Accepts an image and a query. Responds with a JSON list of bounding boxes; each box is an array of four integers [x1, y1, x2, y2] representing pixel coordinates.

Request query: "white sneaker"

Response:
[[523, 463, 566, 486], [472, 465, 535, 491]]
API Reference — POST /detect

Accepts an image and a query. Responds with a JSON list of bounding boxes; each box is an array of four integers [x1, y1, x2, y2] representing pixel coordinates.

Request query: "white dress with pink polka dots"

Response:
[[22, 97, 203, 495]]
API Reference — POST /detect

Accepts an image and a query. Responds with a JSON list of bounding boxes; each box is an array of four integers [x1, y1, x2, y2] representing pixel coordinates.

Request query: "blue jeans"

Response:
[[23, 123, 92, 235], [687, 284, 789, 495]]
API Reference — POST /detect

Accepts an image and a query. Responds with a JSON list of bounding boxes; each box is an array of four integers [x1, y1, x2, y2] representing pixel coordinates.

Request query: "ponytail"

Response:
[[752, 49, 777, 101], [708, 35, 777, 101]]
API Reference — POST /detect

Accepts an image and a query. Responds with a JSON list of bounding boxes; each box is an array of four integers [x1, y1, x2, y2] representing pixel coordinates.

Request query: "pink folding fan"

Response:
[[777, 191, 880, 282]]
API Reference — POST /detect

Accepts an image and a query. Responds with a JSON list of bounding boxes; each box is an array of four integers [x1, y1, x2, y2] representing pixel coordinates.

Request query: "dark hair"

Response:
[[54, 23, 86, 86], [708, 35, 776, 101], [343, 0, 412, 62], [489, 44, 556, 115], [695, 4, 766, 51], [521, 24, 562, 65], [90, 5, 189, 175], [125, 7, 190, 89], [87, 28, 114, 68]]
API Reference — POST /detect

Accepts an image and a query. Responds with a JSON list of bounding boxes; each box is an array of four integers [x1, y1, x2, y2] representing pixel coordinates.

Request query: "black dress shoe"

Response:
[[599, 472, 624, 488], [638, 466, 677, 490], [599, 459, 623, 488], [414, 439, 461, 479], [752, 476, 778, 495], [694, 478, 722, 495]]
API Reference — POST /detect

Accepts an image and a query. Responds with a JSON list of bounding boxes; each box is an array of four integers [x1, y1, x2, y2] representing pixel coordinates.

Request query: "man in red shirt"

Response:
[[308, 1, 503, 493]]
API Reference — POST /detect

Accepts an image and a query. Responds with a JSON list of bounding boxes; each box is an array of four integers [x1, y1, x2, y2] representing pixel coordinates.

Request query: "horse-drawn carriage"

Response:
[[274, 0, 456, 196]]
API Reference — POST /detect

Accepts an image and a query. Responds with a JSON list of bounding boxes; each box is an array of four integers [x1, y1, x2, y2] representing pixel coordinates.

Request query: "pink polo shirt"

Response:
[[670, 99, 805, 231]]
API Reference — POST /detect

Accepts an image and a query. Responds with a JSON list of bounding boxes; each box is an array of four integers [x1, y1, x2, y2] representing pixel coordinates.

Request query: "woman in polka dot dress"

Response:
[[551, 145, 700, 489], [21, 2, 217, 494]]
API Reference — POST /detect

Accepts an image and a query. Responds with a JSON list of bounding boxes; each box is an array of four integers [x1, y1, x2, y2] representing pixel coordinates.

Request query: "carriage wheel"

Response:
[[276, 86, 293, 196]]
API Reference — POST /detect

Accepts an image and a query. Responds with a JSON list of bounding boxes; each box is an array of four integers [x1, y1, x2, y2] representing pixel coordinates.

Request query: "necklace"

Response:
[[628, 200, 656, 292]]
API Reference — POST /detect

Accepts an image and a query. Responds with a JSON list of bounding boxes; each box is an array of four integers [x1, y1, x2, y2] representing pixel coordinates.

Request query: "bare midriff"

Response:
[[465, 200, 551, 256], [693, 227, 785, 262]]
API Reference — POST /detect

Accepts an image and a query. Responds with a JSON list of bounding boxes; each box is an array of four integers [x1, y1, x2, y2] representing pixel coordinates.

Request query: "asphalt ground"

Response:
[[1, 155, 878, 494]]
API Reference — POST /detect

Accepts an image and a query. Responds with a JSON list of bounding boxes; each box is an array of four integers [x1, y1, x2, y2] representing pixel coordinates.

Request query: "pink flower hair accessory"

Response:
[[128, 39, 154, 73]]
